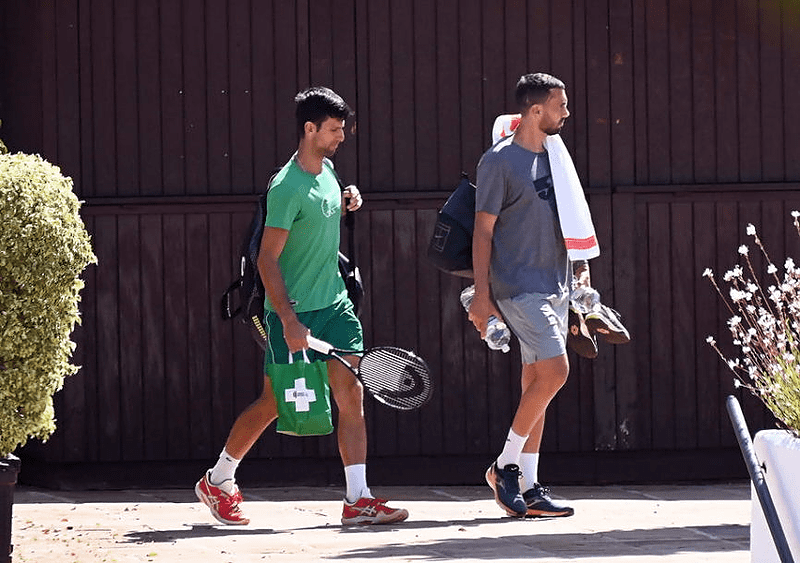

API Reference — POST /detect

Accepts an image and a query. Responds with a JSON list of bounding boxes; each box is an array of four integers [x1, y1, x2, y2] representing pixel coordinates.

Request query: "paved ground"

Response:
[[11, 482, 751, 562]]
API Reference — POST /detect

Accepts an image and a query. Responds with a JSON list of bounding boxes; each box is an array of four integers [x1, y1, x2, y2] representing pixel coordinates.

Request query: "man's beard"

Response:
[[543, 120, 565, 136]]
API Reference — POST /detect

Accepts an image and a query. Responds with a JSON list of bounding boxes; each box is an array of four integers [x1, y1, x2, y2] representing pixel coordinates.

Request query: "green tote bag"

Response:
[[269, 350, 334, 436]]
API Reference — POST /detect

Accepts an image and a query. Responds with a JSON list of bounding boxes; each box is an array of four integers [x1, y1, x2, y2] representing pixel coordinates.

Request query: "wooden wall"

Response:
[[2, 0, 799, 486]]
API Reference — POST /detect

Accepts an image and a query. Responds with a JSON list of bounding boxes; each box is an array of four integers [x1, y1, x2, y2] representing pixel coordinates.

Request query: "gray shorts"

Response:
[[496, 291, 569, 364]]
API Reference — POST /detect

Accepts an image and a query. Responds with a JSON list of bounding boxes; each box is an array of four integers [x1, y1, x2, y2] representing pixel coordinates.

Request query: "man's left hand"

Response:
[[342, 185, 362, 212]]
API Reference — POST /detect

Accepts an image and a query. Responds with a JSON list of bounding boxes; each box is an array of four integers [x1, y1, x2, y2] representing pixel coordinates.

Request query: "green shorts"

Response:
[[263, 297, 363, 367]]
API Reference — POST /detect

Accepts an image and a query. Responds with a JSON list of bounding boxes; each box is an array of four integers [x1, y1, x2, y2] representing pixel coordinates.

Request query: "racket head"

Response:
[[357, 347, 433, 410]]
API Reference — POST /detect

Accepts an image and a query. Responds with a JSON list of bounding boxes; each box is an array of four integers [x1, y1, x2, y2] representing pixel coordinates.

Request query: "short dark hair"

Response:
[[295, 87, 353, 138], [515, 73, 566, 111]]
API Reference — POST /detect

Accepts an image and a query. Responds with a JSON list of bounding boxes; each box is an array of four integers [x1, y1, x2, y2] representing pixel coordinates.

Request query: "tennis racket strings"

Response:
[[358, 347, 432, 410]]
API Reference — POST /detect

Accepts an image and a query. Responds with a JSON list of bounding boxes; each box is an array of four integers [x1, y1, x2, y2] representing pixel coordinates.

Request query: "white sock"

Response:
[[344, 464, 372, 503], [519, 452, 540, 492], [209, 449, 241, 488], [496, 428, 528, 469]]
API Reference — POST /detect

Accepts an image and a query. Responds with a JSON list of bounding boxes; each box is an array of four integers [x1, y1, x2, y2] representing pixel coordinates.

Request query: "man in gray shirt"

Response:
[[469, 73, 591, 518]]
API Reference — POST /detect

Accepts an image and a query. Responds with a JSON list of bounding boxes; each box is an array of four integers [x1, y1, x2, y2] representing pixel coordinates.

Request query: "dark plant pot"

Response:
[[0, 455, 20, 563]]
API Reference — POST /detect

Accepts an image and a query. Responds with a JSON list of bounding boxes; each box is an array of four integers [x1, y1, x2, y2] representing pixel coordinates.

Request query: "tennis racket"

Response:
[[306, 336, 433, 411]]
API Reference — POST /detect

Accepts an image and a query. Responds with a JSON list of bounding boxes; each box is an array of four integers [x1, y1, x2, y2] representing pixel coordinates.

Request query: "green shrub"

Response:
[[0, 153, 97, 456]]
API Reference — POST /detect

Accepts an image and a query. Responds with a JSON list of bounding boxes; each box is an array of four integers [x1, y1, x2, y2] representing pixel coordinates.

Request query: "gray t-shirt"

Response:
[[475, 135, 570, 300]]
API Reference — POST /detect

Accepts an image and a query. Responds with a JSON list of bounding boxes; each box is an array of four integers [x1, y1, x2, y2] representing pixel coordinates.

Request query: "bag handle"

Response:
[[287, 349, 310, 364]]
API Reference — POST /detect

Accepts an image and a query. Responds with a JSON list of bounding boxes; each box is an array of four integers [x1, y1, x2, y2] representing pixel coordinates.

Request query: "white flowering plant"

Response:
[[704, 213, 800, 437], [0, 152, 97, 456]]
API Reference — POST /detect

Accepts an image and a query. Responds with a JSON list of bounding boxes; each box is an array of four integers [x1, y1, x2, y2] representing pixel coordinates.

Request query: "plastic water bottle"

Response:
[[459, 285, 511, 353], [571, 286, 601, 314]]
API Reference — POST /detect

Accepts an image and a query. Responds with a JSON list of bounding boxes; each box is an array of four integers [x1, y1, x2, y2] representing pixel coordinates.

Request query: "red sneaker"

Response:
[[195, 471, 250, 525], [341, 497, 409, 525]]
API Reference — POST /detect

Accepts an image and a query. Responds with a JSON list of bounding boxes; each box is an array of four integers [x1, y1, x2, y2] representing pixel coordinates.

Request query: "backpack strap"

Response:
[[323, 159, 357, 267]]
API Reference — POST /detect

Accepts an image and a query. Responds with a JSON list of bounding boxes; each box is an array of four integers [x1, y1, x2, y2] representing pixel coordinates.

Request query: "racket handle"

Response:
[[306, 335, 333, 354]]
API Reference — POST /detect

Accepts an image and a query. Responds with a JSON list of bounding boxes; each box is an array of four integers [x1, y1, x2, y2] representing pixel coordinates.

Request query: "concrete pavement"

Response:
[[11, 482, 751, 562]]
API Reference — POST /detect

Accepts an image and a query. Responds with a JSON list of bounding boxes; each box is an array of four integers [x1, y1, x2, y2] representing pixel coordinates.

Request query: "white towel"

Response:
[[544, 134, 600, 261], [491, 114, 600, 261]]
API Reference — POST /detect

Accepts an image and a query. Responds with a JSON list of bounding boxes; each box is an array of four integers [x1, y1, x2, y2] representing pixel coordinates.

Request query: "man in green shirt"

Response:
[[196, 87, 408, 526]]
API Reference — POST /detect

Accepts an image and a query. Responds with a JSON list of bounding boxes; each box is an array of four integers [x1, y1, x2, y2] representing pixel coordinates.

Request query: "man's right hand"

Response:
[[468, 290, 503, 339], [282, 316, 311, 355]]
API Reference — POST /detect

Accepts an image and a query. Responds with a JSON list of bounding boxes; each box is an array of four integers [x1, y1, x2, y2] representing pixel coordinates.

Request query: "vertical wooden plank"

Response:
[[207, 212, 234, 450], [137, 0, 163, 196], [440, 273, 467, 455], [349, 210, 375, 461], [366, 0, 393, 190], [481, 0, 504, 141], [55, 0, 81, 183], [714, 0, 738, 183], [186, 214, 213, 458], [585, 0, 612, 189], [390, 0, 415, 191], [416, 210, 444, 454], [295, 0, 310, 85], [671, 203, 697, 448], [608, 0, 636, 188], [569, 0, 588, 177], [413, 0, 438, 189], [504, 0, 529, 95], [39, 1, 57, 162], [160, 0, 186, 195], [273, 1, 299, 160], [736, 0, 761, 182], [550, 0, 577, 163], [330, 0, 359, 181], [784, 5, 800, 179], [91, 1, 116, 196], [691, 0, 716, 183], [649, 202, 674, 449], [393, 210, 421, 454], [0, 2, 44, 156], [526, 0, 549, 71], [612, 193, 638, 449], [163, 214, 190, 459], [668, 0, 693, 183], [369, 210, 398, 454], [183, 0, 208, 194], [228, 0, 254, 194], [645, 0, 671, 184], [140, 215, 167, 460], [435, 0, 461, 185], [759, 0, 785, 182], [632, 0, 649, 185], [308, 1, 333, 86], [354, 0, 372, 187], [458, 0, 484, 170], [95, 216, 121, 461], [206, 0, 231, 194], [250, 1, 277, 186], [694, 201, 722, 447], [77, 0, 94, 197], [114, 0, 139, 196], [590, 194, 617, 450], [118, 215, 144, 460]]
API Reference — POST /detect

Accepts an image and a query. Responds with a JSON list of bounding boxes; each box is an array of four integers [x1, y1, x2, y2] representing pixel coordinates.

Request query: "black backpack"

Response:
[[426, 172, 476, 278], [221, 167, 363, 350]]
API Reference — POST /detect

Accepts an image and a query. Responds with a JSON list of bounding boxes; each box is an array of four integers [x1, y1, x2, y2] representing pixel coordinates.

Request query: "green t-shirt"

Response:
[[263, 157, 347, 313]]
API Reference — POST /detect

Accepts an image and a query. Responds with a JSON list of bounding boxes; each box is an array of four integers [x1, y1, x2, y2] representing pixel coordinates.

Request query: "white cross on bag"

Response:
[[284, 378, 317, 412]]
